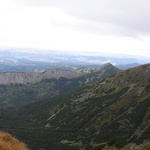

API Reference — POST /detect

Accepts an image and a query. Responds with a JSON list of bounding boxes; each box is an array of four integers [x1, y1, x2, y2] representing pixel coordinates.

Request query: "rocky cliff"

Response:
[[0, 69, 80, 85], [0, 63, 119, 85]]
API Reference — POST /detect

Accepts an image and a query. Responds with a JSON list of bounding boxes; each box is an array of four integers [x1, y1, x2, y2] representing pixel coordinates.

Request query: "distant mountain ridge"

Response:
[[0, 63, 119, 105], [0, 49, 149, 72], [0, 70, 80, 85], [116, 63, 140, 70], [0, 63, 119, 85], [77, 63, 114, 73]]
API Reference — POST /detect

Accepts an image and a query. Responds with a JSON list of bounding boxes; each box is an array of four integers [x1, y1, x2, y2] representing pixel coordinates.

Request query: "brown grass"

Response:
[[0, 131, 29, 150]]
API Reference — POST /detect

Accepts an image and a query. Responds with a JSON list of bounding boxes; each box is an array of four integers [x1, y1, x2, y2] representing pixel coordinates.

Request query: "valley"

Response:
[[0, 63, 149, 150]]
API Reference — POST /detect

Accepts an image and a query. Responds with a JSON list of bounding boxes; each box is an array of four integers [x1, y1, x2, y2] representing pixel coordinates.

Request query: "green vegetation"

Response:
[[0, 63, 119, 105], [107, 137, 127, 149], [0, 63, 149, 150]]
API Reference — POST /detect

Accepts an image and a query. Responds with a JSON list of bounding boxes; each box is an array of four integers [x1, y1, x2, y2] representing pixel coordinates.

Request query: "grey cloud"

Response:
[[14, 0, 150, 37]]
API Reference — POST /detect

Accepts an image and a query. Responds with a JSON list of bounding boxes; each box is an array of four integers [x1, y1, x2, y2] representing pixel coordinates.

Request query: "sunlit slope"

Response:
[[0, 131, 29, 150]]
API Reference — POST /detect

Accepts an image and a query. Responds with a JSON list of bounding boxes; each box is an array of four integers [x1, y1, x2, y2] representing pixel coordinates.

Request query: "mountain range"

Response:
[[0, 63, 118, 85], [0, 63, 149, 150], [0, 49, 149, 72], [0, 63, 119, 105]]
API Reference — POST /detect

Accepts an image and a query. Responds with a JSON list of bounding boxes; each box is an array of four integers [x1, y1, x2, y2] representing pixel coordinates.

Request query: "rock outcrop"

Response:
[[0, 69, 80, 85]]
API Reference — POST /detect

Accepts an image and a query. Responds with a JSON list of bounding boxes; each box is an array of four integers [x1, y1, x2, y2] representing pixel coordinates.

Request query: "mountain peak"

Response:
[[98, 63, 114, 69], [95, 63, 119, 74]]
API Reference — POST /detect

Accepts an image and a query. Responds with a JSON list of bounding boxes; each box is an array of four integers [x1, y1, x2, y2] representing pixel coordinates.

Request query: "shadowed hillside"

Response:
[[0, 63, 119, 105], [0, 63, 149, 150]]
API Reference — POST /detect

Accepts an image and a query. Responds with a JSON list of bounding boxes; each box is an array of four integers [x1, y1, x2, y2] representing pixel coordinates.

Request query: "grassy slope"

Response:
[[5, 63, 148, 150], [0, 131, 29, 150], [0, 64, 149, 150]]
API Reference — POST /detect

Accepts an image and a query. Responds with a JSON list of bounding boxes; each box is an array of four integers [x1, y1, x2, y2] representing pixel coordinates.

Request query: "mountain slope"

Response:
[[20, 63, 150, 149], [0, 63, 149, 150], [0, 131, 29, 150], [77, 63, 119, 83], [0, 63, 119, 105]]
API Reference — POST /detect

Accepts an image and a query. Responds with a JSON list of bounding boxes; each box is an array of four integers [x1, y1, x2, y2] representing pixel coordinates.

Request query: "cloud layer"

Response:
[[0, 0, 150, 57], [14, 0, 150, 36]]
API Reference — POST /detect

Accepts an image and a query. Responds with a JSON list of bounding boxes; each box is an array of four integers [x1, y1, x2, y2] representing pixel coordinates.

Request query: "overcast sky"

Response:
[[0, 0, 150, 57]]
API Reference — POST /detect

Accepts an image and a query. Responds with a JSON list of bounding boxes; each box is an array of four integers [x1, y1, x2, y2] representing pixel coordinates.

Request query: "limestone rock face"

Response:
[[0, 63, 120, 85], [0, 70, 80, 85]]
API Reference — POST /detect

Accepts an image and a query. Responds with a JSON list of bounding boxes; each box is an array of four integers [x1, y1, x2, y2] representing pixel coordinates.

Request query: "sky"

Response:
[[0, 0, 150, 57]]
